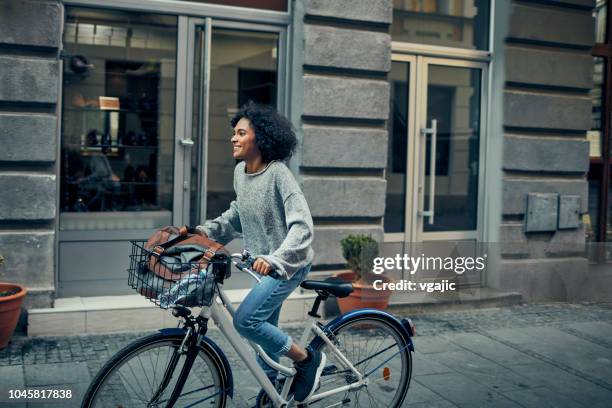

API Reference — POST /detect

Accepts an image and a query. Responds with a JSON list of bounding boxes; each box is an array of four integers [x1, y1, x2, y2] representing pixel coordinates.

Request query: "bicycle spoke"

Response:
[[362, 335, 384, 374], [151, 343, 162, 387], [123, 358, 153, 402], [136, 350, 155, 392], [364, 387, 378, 408], [365, 343, 410, 378], [156, 385, 217, 405], [116, 364, 150, 403], [184, 388, 224, 408]]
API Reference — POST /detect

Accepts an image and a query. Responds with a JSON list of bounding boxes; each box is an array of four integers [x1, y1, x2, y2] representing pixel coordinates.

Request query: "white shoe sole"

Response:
[[298, 351, 327, 403]]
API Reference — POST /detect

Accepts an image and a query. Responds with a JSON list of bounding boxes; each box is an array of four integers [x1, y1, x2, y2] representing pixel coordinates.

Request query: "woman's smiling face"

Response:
[[231, 117, 260, 161]]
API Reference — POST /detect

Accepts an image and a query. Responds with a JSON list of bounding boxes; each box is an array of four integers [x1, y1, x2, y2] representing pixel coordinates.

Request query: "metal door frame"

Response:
[[385, 54, 417, 245]]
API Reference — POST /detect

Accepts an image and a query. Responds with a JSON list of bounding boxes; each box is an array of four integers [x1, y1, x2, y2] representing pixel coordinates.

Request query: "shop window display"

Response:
[[60, 8, 177, 230]]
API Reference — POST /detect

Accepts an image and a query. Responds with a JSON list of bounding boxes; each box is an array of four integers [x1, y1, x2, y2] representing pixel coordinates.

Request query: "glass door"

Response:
[[416, 58, 486, 242], [387, 55, 487, 287], [185, 18, 284, 289], [414, 58, 487, 286]]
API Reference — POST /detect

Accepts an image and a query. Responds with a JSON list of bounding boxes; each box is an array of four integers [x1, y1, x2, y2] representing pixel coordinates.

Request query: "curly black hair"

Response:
[[230, 101, 297, 163]]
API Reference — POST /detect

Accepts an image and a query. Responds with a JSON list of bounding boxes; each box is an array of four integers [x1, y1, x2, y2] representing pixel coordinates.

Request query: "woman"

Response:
[[196, 101, 325, 403]]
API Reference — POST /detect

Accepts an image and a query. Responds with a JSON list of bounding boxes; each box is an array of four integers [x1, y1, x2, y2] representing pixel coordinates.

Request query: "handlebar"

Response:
[[229, 250, 283, 283]]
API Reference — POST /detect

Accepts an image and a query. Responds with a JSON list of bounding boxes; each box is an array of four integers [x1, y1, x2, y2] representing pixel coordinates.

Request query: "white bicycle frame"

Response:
[[195, 256, 367, 408]]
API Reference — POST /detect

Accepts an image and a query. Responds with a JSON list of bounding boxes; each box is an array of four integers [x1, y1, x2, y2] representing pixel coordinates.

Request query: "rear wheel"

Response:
[[309, 316, 412, 408], [82, 332, 228, 408]]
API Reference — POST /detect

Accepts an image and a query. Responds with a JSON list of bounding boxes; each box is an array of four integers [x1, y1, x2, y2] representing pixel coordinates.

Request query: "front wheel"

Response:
[[309, 316, 412, 408], [81, 332, 228, 408]]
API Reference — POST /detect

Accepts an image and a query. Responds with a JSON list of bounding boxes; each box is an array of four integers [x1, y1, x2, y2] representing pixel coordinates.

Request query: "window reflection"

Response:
[[385, 61, 410, 234], [424, 65, 481, 232], [190, 29, 279, 225]]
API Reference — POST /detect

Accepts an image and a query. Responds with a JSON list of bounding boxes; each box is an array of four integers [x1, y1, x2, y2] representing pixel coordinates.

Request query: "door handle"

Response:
[[420, 119, 437, 225], [179, 139, 195, 147]]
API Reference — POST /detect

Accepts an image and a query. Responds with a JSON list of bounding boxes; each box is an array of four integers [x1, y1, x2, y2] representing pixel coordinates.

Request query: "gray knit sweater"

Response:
[[197, 160, 314, 279]]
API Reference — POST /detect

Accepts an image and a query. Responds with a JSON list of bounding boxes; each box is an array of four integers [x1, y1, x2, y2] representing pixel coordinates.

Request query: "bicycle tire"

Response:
[[310, 315, 412, 408], [81, 331, 229, 408]]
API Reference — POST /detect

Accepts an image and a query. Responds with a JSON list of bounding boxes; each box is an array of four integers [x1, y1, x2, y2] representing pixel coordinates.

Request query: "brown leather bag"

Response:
[[140, 225, 228, 298]]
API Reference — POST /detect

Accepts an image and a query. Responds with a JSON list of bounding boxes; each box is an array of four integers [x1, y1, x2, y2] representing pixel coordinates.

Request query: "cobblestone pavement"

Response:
[[1, 302, 612, 407]]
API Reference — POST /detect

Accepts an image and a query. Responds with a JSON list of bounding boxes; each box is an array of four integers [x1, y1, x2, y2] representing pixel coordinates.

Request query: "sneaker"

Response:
[[293, 346, 326, 403]]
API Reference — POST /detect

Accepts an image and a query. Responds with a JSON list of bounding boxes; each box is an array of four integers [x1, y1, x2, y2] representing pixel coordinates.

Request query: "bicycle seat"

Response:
[[300, 279, 354, 298]]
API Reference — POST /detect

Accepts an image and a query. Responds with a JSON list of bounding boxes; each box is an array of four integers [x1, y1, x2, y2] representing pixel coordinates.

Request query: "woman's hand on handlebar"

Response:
[[252, 258, 272, 276]]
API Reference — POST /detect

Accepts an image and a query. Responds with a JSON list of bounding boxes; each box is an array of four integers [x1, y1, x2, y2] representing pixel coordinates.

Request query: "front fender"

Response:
[[309, 309, 414, 352], [159, 328, 234, 398]]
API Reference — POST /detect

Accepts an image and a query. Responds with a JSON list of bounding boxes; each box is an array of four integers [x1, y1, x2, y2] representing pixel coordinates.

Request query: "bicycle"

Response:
[[81, 241, 415, 407]]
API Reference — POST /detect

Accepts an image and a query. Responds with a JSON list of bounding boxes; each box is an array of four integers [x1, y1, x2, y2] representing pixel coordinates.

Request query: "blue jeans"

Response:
[[233, 264, 311, 381]]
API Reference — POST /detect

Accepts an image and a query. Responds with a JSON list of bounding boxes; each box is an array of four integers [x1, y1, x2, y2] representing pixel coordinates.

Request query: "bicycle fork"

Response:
[[149, 319, 208, 407]]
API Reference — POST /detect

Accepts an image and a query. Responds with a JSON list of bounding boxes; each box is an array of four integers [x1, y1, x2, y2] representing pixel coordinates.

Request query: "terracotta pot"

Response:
[[0, 283, 27, 349], [335, 271, 393, 314]]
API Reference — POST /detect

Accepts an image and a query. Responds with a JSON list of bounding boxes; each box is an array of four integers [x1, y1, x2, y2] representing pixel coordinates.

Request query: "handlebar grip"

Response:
[[234, 260, 282, 279], [243, 253, 284, 280]]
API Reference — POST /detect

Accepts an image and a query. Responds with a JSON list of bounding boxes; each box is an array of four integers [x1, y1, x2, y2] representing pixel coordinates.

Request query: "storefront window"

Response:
[[60, 8, 177, 230], [392, 0, 490, 50]]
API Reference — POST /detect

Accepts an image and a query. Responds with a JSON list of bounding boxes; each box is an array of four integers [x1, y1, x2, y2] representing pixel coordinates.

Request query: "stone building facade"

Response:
[[0, 0, 62, 308], [0, 0, 602, 318], [298, 0, 391, 272], [498, 0, 595, 301]]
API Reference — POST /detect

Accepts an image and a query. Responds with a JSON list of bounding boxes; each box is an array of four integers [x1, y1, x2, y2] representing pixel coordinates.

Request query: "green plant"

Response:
[[340, 234, 379, 283]]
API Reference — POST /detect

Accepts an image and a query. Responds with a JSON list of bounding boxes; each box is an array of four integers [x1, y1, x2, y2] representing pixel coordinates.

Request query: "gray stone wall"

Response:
[[0, 0, 62, 308], [298, 0, 392, 273], [499, 0, 595, 301]]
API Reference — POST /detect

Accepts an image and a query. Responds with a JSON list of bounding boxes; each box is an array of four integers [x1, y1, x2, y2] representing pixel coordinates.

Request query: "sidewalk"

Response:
[[1, 302, 611, 407]]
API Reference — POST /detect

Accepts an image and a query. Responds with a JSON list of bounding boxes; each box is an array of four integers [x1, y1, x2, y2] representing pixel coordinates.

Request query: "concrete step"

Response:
[[28, 289, 318, 337], [387, 287, 523, 315]]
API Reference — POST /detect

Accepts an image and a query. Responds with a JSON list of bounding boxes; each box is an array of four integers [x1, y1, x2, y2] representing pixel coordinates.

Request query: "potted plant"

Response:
[[0, 254, 27, 349], [335, 235, 393, 313]]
